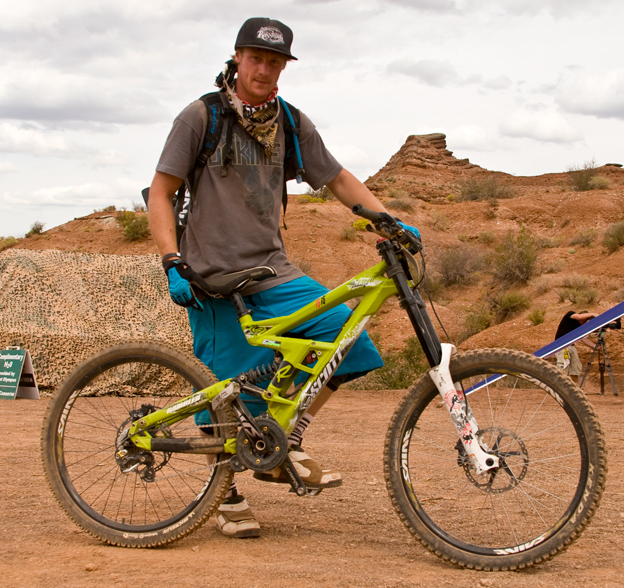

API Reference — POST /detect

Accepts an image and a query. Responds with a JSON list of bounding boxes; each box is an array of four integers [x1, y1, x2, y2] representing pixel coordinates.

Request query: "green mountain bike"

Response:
[[41, 206, 607, 571]]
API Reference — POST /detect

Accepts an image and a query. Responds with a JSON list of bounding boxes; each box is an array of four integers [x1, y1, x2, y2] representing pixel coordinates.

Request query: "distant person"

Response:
[[554, 310, 596, 383]]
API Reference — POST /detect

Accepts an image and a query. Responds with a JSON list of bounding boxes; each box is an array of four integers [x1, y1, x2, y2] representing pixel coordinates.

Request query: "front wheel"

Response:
[[41, 341, 235, 547], [385, 349, 607, 570]]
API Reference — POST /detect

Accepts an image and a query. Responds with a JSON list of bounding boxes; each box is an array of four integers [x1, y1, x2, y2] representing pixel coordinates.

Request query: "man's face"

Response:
[[234, 48, 287, 106]]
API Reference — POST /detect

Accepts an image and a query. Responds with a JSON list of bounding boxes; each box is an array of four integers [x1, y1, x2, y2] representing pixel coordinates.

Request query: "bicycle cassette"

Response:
[[235, 414, 288, 472]]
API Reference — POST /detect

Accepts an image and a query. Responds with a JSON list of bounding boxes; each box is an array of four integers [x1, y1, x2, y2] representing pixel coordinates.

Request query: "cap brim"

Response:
[[235, 43, 297, 60]]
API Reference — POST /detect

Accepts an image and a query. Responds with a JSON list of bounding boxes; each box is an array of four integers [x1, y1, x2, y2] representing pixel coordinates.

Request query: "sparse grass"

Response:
[[532, 275, 553, 295], [386, 187, 407, 200], [536, 236, 563, 249], [348, 335, 428, 390], [431, 211, 450, 231], [557, 287, 600, 305], [570, 229, 598, 248], [292, 258, 312, 274], [566, 158, 599, 192], [460, 306, 493, 342], [485, 199, 499, 219], [562, 274, 592, 290], [491, 290, 530, 322], [602, 221, 624, 253], [132, 202, 147, 213], [588, 176, 610, 190], [95, 205, 117, 213], [541, 258, 564, 274], [352, 219, 370, 232], [421, 272, 444, 301], [0, 236, 18, 251], [341, 227, 358, 242], [26, 221, 45, 238], [436, 246, 485, 287], [459, 176, 516, 201], [478, 231, 495, 245], [493, 230, 539, 285], [297, 195, 325, 204], [386, 198, 414, 212], [116, 211, 150, 241], [528, 308, 546, 326]]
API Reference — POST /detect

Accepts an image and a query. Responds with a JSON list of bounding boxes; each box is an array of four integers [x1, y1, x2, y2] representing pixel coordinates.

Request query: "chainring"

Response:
[[235, 414, 288, 472]]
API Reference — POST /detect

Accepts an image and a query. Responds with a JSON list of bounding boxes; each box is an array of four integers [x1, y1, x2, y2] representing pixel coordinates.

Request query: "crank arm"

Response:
[[281, 455, 308, 496], [429, 343, 499, 475]]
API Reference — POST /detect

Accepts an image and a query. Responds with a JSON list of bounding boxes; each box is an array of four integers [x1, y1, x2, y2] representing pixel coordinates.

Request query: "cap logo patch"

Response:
[[257, 26, 284, 44]]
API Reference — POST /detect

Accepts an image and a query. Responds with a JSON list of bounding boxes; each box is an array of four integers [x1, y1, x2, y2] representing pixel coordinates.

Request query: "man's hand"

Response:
[[162, 254, 204, 310], [397, 220, 421, 239]]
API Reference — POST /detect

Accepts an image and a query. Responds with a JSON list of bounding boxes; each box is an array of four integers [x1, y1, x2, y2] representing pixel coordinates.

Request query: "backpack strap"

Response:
[[278, 97, 303, 229]]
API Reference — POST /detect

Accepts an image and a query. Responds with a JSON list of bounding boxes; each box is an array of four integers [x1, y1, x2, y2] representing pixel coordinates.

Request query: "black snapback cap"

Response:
[[235, 17, 297, 60]]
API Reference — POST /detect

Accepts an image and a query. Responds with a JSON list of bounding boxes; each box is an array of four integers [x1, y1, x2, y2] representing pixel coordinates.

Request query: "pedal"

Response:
[[212, 382, 240, 410], [289, 487, 323, 496], [280, 455, 308, 496]]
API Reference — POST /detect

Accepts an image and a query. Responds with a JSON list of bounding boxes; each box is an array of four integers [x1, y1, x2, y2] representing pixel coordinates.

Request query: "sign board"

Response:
[[0, 349, 39, 400]]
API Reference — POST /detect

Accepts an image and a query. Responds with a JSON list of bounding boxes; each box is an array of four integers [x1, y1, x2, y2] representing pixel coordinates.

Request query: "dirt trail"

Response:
[[2, 384, 623, 588]]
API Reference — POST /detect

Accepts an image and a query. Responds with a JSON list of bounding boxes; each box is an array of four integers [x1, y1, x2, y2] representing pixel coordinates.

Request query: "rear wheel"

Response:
[[41, 341, 235, 547], [385, 349, 606, 570]]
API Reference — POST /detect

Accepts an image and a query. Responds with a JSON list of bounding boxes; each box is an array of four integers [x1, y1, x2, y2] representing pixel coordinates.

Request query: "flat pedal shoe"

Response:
[[215, 496, 261, 538]]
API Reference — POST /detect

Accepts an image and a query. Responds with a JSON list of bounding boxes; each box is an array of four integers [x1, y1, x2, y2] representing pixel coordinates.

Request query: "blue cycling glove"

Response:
[[162, 253, 204, 311], [397, 220, 421, 239]]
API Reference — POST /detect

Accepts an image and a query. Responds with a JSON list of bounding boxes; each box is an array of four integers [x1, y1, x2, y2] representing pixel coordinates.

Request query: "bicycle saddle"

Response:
[[192, 266, 276, 298]]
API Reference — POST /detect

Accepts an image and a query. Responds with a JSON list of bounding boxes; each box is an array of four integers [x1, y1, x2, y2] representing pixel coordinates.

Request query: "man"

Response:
[[554, 310, 596, 383], [148, 17, 419, 538]]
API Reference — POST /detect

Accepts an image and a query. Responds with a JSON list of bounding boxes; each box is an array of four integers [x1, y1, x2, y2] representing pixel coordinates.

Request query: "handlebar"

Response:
[[351, 204, 423, 253]]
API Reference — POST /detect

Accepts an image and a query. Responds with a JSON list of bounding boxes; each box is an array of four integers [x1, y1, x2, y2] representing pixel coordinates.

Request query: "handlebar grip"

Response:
[[352, 204, 381, 224]]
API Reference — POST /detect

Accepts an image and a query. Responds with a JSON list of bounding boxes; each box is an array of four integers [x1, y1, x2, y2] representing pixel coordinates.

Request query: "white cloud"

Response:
[[557, 69, 624, 120], [0, 122, 130, 165], [499, 106, 582, 143], [448, 125, 496, 152], [483, 75, 513, 90], [386, 0, 458, 12], [476, 0, 619, 17], [388, 59, 460, 87], [0, 161, 17, 173]]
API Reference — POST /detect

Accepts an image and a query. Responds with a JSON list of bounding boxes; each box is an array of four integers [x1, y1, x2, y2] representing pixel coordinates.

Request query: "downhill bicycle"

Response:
[[41, 206, 607, 570]]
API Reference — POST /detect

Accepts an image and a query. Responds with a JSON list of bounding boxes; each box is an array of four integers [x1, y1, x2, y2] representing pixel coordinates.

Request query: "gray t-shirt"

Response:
[[156, 95, 343, 294]]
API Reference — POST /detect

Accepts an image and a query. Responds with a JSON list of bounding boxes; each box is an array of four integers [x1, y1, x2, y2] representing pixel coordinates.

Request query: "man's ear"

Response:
[[234, 49, 242, 65]]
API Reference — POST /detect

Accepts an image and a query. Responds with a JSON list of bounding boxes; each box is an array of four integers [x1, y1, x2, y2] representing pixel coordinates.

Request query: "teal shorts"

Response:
[[188, 276, 383, 426]]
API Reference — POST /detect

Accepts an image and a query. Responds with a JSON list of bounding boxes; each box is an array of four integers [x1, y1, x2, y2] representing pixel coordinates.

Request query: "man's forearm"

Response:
[[326, 169, 387, 213], [148, 171, 184, 256]]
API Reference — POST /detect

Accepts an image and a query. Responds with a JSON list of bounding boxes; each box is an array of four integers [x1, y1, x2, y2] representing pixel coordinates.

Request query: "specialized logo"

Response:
[[315, 296, 326, 308], [401, 429, 413, 485], [262, 339, 281, 348], [166, 393, 202, 415], [58, 388, 81, 437], [300, 349, 344, 411], [244, 325, 272, 339], [257, 26, 284, 44], [276, 364, 293, 382], [493, 532, 548, 555], [348, 278, 382, 290]]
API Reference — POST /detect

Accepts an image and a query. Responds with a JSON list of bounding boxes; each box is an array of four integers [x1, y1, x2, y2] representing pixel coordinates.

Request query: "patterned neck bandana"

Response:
[[223, 76, 280, 157]]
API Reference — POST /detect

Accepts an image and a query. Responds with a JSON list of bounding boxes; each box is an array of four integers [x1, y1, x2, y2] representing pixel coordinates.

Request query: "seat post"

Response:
[[230, 292, 251, 319]]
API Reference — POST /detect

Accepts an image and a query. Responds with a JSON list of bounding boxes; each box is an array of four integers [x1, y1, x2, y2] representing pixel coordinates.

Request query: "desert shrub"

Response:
[[566, 158, 598, 192], [562, 274, 592, 290], [116, 211, 150, 241], [459, 176, 515, 201], [352, 219, 370, 231], [0, 236, 18, 252], [386, 198, 413, 212], [132, 202, 147, 213], [94, 204, 117, 213], [602, 221, 624, 253], [532, 275, 553, 295], [588, 175, 610, 190], [536, 236, 563, 249], [436, 246, 485, 287], [25, 221, 45, 237], [386, 187, 407, 200], [557, 287, 600, 305], [431, 211, 450, 231], [460, 306, 493, 342], [305, 185, 334, 201], [348, 335, 428, 390], [297, 195, 325, 204], [341, 227, 358, 242], [491, 290, 530, 322], [478, 231, 495, 245], [528, 308, 546, 326], [493, 230, 539, 285], [570, 229, 598, 247], [541, 258, 564, 274], [421, 272, 444, 301]]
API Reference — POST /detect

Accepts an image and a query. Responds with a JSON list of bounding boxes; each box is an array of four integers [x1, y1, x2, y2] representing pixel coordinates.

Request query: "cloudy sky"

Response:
[[1, 0, 623, 237]]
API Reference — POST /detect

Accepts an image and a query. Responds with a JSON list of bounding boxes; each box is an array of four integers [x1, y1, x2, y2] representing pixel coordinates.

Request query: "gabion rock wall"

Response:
[[0, 249, 193, 389]]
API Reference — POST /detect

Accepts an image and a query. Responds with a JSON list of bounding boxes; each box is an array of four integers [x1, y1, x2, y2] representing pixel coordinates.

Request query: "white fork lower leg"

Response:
[[429, 344, 499, 475]]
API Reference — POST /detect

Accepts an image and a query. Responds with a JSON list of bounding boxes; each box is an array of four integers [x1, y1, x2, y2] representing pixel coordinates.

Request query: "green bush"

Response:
[[297, 195, 325, 204], [566, 158, 598, 191], [528, 308, 546, 326], [493, 230, 539, 285], [348, 336, 428, 390], [491, 290, 530, 322], [602, 221, 624, 253], [116, 211, 150, 241], [460, 306, 493, 342], [0, 236, 18, 252], [570, 229, 598, 247], [436, 246, 485, 287], [26, 221, 45, 237], [459, 176, 515, 201]]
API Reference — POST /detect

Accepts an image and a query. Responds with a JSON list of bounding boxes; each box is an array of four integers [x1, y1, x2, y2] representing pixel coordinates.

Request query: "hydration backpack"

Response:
[[142, 91, 304, 245]]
